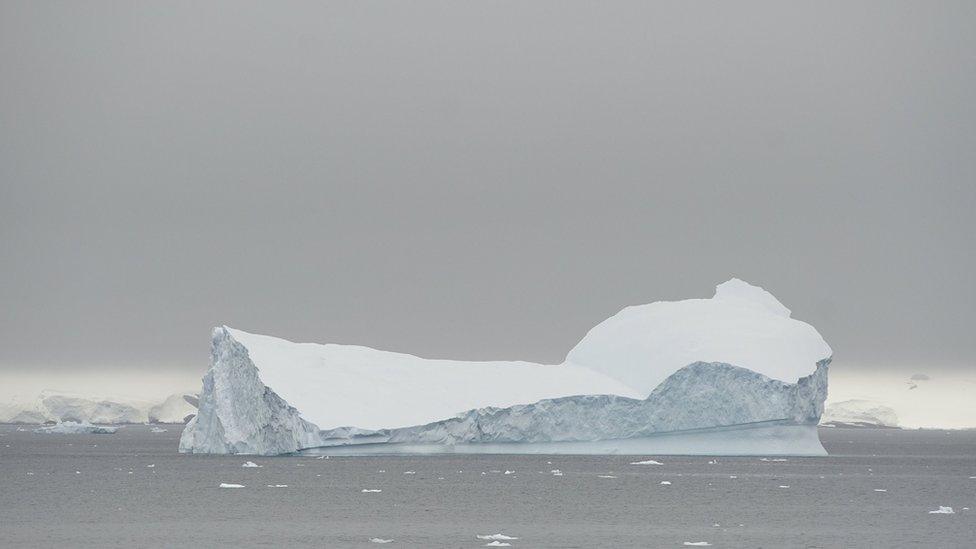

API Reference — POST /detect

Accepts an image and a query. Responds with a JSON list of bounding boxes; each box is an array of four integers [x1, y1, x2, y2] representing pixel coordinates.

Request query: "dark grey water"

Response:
[[1, 425, 973, 548]]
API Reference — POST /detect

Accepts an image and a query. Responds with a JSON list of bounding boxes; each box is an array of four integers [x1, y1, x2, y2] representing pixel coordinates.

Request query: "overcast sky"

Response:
[[1, 1, 974, 379]]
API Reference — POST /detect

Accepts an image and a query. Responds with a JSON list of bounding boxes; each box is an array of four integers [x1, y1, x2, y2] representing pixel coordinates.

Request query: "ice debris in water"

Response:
[[369, 539, 394, 544], [361, 489, 382, 493], [477, 534, 519, 541], [403, 471, 416, 475], [504, 470, 515, 475], [146, 464, 155, 468], [267, 484, 287, 488], [874, 489, 887, 492], [759, 458, 787, 462], [630, 459, 663, 465], [598, 475, 617, 478], [484, 543, 510, 547], [660, 481, 672, 485], [683, 543, 712, 547], [928, 506, 954, 514], [779, 485, 790, 489], [219, 483, 245, 488], [550, 469, 563, 476], [150, 427, 168, 433], [242, 461, 261, 468]]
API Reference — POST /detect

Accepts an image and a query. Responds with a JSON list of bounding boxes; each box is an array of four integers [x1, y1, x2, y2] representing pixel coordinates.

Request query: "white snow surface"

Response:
[[229, 328, 640, 432], [566, 278, 831, 394], [180, 279, 832, 455]]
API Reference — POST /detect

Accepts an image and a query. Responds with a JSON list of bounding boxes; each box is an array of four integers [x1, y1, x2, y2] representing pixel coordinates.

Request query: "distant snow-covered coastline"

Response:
[[0, 391, 197, 425]]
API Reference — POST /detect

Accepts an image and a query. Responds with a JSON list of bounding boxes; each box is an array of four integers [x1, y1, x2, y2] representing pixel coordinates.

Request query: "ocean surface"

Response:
[[0, 425, 973, 548]]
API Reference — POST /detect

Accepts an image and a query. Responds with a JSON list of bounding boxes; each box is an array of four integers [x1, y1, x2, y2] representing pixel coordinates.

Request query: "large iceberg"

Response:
[[180, 279, 833, 456]]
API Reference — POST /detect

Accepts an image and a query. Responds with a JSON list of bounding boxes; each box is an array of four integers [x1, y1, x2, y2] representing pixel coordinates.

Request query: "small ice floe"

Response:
[[729, 475, 737, 479], [484, 543, 510, 547], [361, 489, 382, 493], [874, 489, 887, 492], [242, 461, 262, 468], [316, 455, 328, 459], [477, 534, 519, 540], [504, 470, 515, 475], [379, 470, 386, 473], [598, 475, 617, 479], [16, 427, 28, 432], [403, 471, 416, 475], [369, 538, 394, 544], [928, 506, 954, 514], [266, 484, 288, 488], [683, 543, 712, 547], [149, 427, 167, 433], [33, 422, 118, 435], [660, 481, 671, 485], [146, 464, 155, 468], [707, 460, 717, 465], [219, 483, 245, 488], [759, 458, 788, 462], [550, 469, 563, 476], [778, 485, 790, 489], [75, 471, 80, 474], [295, 463, 305, 467], [630, 459, 663, 465]]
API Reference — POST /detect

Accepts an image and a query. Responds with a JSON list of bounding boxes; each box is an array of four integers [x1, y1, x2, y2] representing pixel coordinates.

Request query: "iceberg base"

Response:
[[297, 422, 826, 457]]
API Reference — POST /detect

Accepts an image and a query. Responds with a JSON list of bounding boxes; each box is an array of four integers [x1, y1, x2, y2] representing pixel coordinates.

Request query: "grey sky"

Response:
[[1, 1, 974, 377]]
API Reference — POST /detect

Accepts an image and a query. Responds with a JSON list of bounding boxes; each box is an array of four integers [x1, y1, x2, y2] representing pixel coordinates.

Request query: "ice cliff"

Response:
[[180, 279, 833, 456]]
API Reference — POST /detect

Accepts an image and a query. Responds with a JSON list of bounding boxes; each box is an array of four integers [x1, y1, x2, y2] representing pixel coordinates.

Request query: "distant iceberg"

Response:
[[33, 421, 119, 435], [0, 391, 198, 425], [179, 279, 832, 456]]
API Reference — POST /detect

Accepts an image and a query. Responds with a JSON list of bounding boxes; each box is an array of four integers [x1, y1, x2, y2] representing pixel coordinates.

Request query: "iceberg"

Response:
[[33, 421, 119, 434], [820, 399, 899, 428], [148, 393, 199, 424], [180, 279, 832, 456], [0, 391, 198, 425]]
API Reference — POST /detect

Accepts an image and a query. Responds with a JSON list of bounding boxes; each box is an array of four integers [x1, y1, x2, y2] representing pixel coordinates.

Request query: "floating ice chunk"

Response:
[[267, 484, 288, 488], [369, 539, 394, 544], [242, 461, 261, 468], [484, 543, 510, 547], [476, 534, 519, 540], [660, 481, 671, 485], [504, 470, 514, 475], [550, 469, 563, 476], [874, 489, 887, 492], [403, 471, 416, 475], [219, 483, 245, 488], [630, 459, 663, 465], [150, 427, 168, 433], [729, 475, 737, 479], [361, 489, 382, 493], [146, 464, 155, 468], [928, 506, 954, 514], [316, 455, 327, 459], [598, 475, 617, 478], [759, 458, 787, 462], [778, 485, 790, 489], [683, 543, 712, 547], [33, 422, 118, 435]]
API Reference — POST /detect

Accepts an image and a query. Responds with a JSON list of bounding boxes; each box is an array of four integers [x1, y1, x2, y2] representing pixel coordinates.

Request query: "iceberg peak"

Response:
[[713, 278, 791, 318]]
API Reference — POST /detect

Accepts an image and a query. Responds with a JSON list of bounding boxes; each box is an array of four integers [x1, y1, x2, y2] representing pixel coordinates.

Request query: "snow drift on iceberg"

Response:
[[180, 279, 832, 456]]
